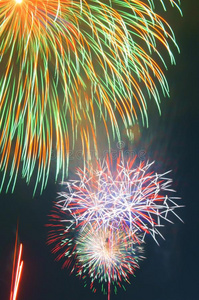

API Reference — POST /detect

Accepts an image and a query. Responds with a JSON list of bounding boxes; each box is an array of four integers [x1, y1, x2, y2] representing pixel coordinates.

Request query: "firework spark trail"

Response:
[[0, 0, 181, 194], [10, 227, 23, 300]]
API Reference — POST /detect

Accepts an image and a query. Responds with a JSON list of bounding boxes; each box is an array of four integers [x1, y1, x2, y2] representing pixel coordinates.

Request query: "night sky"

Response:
[[0, 1, 198, 300]]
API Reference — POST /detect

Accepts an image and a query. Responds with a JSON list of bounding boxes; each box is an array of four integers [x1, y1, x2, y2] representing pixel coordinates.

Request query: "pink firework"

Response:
[[10, 226, 23, 300]]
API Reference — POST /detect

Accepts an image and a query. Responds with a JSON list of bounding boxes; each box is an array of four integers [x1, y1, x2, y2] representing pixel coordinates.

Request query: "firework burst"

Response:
[[75, 223, 144, 295], [0, 0, 181, 194], [47, 154, 182, 297], [58, 155, 182, 243], [47, 206, 144, 295]]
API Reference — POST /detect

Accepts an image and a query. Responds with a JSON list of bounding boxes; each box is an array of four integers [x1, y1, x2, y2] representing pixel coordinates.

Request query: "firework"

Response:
[[48, 154, 182, 297], [75, 223, 144, 295], [47, 206, 144, 296], [0, 0, 181, 194], [10, 227, 23, 300], [58, 155, 182, 244]]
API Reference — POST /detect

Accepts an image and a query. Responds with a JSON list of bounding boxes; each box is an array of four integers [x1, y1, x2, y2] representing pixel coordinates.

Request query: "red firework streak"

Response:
[[10, 226, 23, 300]]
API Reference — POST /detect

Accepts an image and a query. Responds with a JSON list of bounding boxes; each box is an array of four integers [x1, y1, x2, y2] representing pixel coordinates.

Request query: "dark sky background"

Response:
[[0, 1, 198, 300]]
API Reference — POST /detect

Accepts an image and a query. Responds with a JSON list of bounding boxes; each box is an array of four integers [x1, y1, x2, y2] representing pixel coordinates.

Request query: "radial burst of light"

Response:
[[58, 155, 182, 243], [47, 207, 144, 295], [0, 0, 181, 194], [75, 223, 144, 295]]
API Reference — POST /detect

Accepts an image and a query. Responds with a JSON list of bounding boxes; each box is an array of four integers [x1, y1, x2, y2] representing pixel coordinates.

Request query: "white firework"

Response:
[[58, 156, 183, 244]]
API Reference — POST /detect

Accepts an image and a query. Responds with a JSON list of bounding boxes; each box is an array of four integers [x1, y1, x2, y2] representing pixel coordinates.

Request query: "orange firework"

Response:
[[0, 1, 182, 194]]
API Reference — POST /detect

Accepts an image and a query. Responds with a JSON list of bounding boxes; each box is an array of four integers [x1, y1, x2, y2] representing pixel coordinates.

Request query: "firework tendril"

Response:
[[0, 0, 182, 193]]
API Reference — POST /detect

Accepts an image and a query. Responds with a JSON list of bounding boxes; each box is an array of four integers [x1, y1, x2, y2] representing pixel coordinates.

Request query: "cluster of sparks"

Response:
[[0, 0, 181, 194], [75, 224, 144, 296], [48, 155, 182, 296]]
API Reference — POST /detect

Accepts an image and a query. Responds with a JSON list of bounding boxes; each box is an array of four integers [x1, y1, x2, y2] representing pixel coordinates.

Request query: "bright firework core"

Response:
[[78, 227, 120, 264], [15, 0, 22, 3], [75, 224, 144, 286]]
